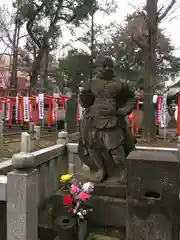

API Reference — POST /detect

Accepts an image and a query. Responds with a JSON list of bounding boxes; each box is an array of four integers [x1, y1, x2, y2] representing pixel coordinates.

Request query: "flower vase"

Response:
[[60, 183, 69, 193], [55, 215, 77, 240], [77, 219, 88, 240], [64, 182, 70, 192]]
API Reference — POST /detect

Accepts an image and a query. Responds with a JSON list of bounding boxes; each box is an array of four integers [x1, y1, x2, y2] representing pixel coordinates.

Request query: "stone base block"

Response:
[[51, 189, 126, 229]]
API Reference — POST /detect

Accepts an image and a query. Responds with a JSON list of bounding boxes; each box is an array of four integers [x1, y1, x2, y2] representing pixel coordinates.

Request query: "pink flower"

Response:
[[71, 185, 80, 193], [68, 208, 73, 213], [79, 192, 92, 201], [63, 195, 73, 206]]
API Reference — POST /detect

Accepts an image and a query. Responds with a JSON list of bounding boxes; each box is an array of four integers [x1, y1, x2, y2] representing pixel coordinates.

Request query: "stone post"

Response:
[[56, 131, 68, 144], [67, 143, 82, 174], [20, 132, 31, 152], [28, 122, 37, 152], [29, 122, 34, 133], [57, 131, 68, 174], [34, 125, 41, 140], [7, 153, 38, 240], [66, 76, 78, 134]]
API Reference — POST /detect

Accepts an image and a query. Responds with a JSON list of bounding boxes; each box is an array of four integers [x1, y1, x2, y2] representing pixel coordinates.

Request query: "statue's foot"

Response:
[[96, 168, 108, 182]]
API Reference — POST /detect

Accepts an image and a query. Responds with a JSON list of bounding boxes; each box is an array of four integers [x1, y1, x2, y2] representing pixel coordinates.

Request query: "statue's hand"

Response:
[[117, 108, 127, 116]]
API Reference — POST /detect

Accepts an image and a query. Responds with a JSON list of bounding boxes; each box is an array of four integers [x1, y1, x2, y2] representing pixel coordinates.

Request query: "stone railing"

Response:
[[67, 143, 180, 173], [0, 131, 68, 240], [0, 160, 12, 240]]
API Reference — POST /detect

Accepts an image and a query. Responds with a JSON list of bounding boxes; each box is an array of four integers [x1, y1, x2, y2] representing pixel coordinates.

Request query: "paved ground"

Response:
[[136, 127, 178, 148]]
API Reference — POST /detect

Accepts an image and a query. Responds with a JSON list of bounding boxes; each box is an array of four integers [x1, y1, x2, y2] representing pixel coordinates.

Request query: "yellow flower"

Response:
[[48, 208, 52, 216], [60, 174, 73, 183]]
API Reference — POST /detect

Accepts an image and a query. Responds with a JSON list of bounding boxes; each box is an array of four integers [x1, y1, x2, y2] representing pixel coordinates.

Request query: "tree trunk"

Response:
[[144, 0, 158, 141], [11, 21, 20, 95], [30, 47, 45, 90], [144, 56, 156, 141], [90, 10, 95, 80], [43, 49, 49, 90]]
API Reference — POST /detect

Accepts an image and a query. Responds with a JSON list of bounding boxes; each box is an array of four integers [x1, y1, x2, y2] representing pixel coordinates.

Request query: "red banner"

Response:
[[52, 97, 56, 122], [156, 96, 162, 125]]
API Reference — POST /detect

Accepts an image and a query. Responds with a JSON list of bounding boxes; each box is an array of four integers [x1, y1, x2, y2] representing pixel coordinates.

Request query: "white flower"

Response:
[[77, 211, 84, 219], [82, 182, 94, 192], [82, 210, 87, 215]]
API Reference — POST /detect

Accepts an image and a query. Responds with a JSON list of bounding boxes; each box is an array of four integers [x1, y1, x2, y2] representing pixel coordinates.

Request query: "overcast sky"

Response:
[[0, 0, 180, 56]]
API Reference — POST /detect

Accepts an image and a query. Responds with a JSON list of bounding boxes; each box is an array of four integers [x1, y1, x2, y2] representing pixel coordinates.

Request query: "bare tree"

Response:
[[0, 5, 14, 51], [0, 4, 28, 94]]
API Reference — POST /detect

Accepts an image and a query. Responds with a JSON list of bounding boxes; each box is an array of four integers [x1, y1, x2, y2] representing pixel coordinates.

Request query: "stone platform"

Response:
[[38, 165, 127, 239]]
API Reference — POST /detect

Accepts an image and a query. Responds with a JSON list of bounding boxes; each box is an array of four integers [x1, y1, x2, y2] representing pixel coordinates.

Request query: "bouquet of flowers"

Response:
[[60, 174, 94, 220]]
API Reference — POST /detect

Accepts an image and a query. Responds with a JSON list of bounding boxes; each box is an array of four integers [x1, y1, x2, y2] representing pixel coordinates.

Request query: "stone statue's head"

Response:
[[99, 56, 115, 81]]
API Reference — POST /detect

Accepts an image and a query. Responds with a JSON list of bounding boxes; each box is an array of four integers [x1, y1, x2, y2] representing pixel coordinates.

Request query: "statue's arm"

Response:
[[79, 82, 95, 108], [117, 83, 137, 116]]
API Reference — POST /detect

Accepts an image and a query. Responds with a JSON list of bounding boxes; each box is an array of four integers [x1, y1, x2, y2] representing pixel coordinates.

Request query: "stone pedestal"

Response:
[[53, 167, 127, 229], [126, 150, 179, 240], [7, 169, 39, 240]]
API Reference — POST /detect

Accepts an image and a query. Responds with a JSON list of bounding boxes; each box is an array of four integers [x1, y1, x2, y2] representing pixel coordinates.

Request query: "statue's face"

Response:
[[102, 57, 114, 69], [100, 68, 114, 81]]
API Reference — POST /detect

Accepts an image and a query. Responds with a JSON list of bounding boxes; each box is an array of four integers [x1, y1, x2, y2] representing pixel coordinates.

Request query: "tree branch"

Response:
[[26, 2, 45, 49], [18, 34, 29, 40], [128, 3, 148, 24], [158, 0, 176, 22], [130, 33, 146, 50], [0, 37, 13, 50], [0, 46, 9, 59], [48, 0, 63, 42], [0, 19, 13, 45]]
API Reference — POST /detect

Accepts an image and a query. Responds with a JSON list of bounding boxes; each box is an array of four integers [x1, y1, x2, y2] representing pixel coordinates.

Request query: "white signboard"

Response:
[[38, 93, 44, 120], [161, 92, 168, 128], [23, 96, 30, 122]]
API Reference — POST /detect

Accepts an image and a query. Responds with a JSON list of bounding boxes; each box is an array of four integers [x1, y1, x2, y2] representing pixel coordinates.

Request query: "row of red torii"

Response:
[[1, 93, 180, 136], [0, 94, 70, 128]]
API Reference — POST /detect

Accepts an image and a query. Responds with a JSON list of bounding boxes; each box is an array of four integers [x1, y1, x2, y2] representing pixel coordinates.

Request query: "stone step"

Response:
[[94, 183, 126, 198], [38, 226, 57, 240], [38, 225, 124, 240], [88, 227, 125, 240], [75, 170, 127, 198], [87, 195, 126, 228], [88, 234, 122, 240]]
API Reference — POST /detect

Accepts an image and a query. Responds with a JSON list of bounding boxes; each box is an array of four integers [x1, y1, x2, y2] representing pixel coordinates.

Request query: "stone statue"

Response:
[[78, 57, 137, 183]]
